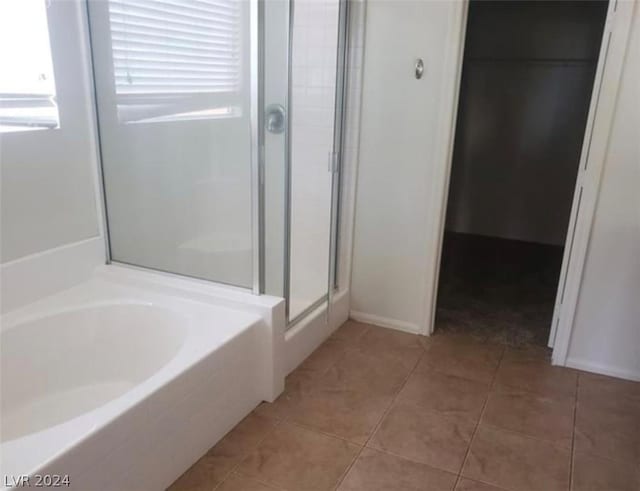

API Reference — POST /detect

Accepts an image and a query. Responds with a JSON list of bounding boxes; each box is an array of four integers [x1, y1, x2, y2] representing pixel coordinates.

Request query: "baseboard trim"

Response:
[[565, 357, 640, 382], [349, 310, 421, 335]]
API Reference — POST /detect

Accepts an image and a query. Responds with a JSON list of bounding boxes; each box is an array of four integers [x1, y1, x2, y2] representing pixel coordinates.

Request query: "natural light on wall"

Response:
[[107, 0, 243, 124], [0, 0, 59, 133]]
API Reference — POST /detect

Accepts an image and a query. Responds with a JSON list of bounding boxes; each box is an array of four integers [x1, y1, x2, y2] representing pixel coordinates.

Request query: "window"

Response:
[[0, 0, 59, 133], [108, 0, 243, 124]]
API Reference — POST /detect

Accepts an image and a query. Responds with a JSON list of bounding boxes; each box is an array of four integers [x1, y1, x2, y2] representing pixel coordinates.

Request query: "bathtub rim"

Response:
[[0, 266, 283, 483]]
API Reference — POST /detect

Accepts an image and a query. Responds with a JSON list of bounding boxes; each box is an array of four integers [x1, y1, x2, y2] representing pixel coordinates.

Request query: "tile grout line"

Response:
[[321, 323, 381, 490], [331, 443, 366, 490], [216, 326, 577, 491], [183, 325, 584, 491], [226, 469, 286, 491], [332, 333, 431, 489], [362, 338, 431, 447], [275, 324, 373, 419], [568, 372, 581, 491], [212, 416, 285, 490], [452, 344, 506, 490], [477, 420, 572, 450], [232, 322, 373, 491], [568, 371, 640, 468], [223, 331, 570, 491], [286, 419, 365, 446], [274, 322, 373, 427]]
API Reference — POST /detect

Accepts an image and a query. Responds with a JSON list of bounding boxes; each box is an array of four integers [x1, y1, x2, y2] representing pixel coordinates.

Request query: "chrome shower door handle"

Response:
[[265, 103, 286, 134], [415, 58, 424, 79]]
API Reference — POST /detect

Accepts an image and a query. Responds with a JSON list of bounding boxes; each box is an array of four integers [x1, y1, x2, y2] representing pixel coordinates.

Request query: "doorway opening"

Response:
[[434, 0, 608, 347]]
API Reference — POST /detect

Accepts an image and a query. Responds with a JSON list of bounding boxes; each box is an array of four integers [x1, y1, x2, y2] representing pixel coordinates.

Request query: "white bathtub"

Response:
[[0, 266, 284, 490]]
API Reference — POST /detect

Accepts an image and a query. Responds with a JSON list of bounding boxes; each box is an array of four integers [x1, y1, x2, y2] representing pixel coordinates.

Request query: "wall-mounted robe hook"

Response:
[[415, 58, 424, 79]]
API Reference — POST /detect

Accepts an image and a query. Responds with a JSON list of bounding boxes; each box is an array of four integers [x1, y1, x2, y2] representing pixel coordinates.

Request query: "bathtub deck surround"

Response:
[[0, 266, 285, 491], [169, 320, 640, 491]]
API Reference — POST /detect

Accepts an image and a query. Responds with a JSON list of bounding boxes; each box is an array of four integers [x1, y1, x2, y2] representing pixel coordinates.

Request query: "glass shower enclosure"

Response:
[[88, 0, 347, 326]]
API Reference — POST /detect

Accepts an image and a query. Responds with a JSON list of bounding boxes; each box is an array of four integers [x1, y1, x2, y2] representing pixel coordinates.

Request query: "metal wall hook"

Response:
[[415, 58, 424, 79]]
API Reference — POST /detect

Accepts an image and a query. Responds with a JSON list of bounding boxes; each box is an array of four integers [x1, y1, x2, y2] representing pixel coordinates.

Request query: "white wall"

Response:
[[350, 0, 463, 333], [566, 6, 640, 381], [0, 1, 100, 264]]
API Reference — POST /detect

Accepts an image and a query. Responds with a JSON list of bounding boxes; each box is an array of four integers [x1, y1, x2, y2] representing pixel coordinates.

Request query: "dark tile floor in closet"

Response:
[[168, 321, 640, 491]]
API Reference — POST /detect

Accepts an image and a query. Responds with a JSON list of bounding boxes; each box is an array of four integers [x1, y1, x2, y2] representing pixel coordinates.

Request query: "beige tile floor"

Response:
[[168, 321, 640, 491]]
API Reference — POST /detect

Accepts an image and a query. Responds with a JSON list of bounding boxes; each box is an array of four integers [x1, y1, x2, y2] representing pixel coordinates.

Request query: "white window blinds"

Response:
[[107, 0, 243, 123]]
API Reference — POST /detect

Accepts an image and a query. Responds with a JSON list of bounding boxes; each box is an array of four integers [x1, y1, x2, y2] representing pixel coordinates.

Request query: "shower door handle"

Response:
[[265, 104, 286, 134]]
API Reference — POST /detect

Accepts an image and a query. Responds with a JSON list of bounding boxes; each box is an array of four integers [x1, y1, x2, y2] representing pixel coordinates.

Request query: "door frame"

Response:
[[423, 0, 635, 366], [548, 0, 635, 365]]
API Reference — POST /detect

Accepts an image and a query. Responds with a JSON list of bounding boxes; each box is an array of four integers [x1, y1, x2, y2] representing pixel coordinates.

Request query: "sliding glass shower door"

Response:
[[88, 0, 287, 289]]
